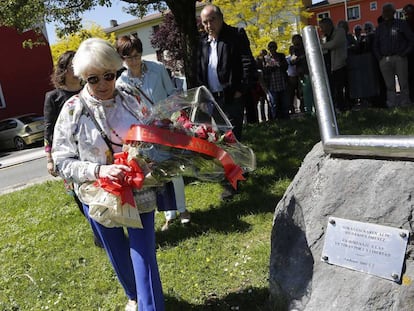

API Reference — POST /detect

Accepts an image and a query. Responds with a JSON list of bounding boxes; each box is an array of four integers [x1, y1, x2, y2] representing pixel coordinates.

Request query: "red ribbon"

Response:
[[125, 125, 245, 189], [94, 152, 144, 208]]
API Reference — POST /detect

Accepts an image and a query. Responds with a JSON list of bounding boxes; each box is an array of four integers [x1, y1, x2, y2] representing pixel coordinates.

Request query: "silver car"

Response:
[[0, 114, 44, 150]]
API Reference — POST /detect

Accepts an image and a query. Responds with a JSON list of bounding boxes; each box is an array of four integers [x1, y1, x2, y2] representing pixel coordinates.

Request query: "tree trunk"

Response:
[[166, 0, 199, 88]]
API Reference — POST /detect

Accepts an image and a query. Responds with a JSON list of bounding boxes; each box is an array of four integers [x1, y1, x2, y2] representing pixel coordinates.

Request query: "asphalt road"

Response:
[[0, 146, 56, 194]]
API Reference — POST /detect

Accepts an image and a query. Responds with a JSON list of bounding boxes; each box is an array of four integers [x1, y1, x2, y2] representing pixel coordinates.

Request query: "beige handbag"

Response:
[[78, 182, 157, 228]]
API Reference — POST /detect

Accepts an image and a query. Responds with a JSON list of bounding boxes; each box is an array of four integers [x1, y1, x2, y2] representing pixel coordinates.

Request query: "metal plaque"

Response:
[[321, 217, 409, 282]]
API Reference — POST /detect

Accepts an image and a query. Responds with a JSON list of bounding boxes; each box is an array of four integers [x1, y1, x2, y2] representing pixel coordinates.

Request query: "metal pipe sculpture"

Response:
[[302, 25, 414, 159]]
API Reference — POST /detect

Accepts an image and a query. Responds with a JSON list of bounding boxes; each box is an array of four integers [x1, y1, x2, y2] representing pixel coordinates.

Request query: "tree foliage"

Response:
[[1, 0, 202, 84], [213, 0, 312, 56], [50, 24, 116, 65], [150, 12, 203, 74], [150, 12, 184, 73], [1, 0, 202, 86]]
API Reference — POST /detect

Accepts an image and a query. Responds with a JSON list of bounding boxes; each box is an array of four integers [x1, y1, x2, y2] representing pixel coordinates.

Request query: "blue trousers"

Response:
[[83, 205, 165, 311]]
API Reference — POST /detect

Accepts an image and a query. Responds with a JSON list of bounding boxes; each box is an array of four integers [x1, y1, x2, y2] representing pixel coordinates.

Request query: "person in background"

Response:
[[348, 21, 383, 108], [320, 17, 348, 112], [115, 35, 190, 231], [290, 34, 313, 114], [255, 49, 271, 122], [44, 51, 81, 176], [52, 38, 165, 311], [286, 45, 299, 115], [197, 4, 256, 141], [403, 4, 414, 103], [43, 50, 103, 248], [337, 20, 357, 109], [197, 4, 256, 200], [353, 24, 363, 44], [263, 41, 289, 119], [360, 22, 376, 53], [256, 49, 268, 71], [373, 3, 414, 107], [337, 20, 358, 52]]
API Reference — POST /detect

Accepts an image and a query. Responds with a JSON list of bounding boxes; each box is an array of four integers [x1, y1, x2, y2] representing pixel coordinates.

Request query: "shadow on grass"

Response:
[[156, 116, 321, 247], [337, 107, 414, 135], [158, 105, 414, 250], [164, 286, 272, 311]]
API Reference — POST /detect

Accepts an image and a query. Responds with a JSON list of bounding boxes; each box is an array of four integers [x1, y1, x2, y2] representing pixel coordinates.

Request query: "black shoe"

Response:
[[221, 184, 237, 200]]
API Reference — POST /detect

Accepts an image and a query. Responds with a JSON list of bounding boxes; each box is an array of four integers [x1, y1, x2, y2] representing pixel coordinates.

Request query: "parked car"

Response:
[[0, 113, 44, 150]]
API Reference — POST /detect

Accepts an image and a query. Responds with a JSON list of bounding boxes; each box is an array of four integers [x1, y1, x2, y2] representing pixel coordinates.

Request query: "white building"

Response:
[[103, 3, 205, 62]]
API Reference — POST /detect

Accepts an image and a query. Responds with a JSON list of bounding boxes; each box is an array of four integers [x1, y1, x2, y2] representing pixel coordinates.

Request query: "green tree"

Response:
[[213, 0, 312, 56], [150, 12, 184, 73], [50, 24, 116, 65], [0, 0, 203, 87]]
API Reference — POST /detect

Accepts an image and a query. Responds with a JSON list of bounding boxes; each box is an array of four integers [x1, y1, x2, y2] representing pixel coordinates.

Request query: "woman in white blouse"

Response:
[[52, 38, 164, 311]]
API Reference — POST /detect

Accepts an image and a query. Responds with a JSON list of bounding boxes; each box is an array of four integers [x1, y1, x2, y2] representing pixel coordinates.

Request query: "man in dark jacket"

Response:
[[197, 4, 256, 141], [198, 4, 256, 199], [373, 3, 414, 107]]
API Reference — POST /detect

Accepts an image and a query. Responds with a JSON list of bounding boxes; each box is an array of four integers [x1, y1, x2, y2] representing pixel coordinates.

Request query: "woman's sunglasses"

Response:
[[86, 72, 116, 84]]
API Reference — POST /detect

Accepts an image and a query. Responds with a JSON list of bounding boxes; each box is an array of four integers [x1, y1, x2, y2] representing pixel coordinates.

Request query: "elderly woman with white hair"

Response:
[[52, 38, 165, 311]]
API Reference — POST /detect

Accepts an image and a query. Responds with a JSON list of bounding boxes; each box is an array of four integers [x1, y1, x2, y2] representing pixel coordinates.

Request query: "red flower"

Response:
[[223, 130, 237, 143], [193, 125, 207, 139], [176, 111, 190, 124]]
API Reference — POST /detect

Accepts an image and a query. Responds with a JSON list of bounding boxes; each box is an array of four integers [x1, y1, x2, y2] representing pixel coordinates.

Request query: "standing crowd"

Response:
[[248, 2, 414, 123], [319, 3, 414, 112], [43, 3, 414, 311]]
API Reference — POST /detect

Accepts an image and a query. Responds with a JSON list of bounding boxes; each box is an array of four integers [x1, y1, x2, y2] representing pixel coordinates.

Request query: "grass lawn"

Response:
[[1, 106, 413, 310]]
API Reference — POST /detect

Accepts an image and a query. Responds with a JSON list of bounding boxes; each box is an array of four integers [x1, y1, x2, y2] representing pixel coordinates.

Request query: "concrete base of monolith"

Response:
[[269, 142, 414, 311]]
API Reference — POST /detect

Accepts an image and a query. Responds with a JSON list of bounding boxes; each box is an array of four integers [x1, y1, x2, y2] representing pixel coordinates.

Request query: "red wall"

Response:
[[0, 27, 54, 119], [309, 0, 408, 33]]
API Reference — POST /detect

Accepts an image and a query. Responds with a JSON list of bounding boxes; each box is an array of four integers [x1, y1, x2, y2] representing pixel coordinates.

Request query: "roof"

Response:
[[103, 2, 206, 33], [103, 11, 163, 33], [311, 0, 329, 8]]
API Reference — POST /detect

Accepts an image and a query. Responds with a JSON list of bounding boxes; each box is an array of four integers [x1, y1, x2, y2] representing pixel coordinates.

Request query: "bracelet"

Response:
[[94, 165, 101, 179], [47, 159, 53, 163]]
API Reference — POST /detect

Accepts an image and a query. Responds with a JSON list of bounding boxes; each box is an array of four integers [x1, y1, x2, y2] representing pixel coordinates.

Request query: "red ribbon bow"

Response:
[[94, 152, 145, 208]]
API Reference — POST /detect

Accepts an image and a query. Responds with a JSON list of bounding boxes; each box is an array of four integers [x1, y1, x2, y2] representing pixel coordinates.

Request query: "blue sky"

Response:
[[46, 1, 135, 45]]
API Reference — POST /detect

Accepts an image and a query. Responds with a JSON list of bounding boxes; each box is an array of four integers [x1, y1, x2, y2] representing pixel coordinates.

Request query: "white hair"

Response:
[[72, 38, 123, 79]]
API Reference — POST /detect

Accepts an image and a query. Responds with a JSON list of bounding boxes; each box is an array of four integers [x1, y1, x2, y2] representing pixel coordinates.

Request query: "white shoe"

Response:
[[125, 299, 137, 311], [180, 211, 191, 224]]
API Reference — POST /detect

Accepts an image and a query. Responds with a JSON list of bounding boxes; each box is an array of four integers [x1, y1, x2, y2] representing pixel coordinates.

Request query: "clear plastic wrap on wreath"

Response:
[[119, 85, 256, 187]]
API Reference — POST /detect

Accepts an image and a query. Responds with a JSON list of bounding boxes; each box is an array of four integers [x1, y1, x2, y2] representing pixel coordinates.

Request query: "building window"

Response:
[[370, 2, 377, 11], [317, 11, 330, 22], [347, 5, 361, 21], [0, 83, 5, 109], [152, 25, 160, 34]]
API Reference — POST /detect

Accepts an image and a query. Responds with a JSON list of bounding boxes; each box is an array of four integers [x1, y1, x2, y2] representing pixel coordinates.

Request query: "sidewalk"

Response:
[[0, 148, 56, 195], [0, 148, 45, 169]]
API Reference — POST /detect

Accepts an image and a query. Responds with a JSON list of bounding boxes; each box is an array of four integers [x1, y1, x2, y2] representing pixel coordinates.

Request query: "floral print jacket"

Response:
[[52, 87, 152, 191]]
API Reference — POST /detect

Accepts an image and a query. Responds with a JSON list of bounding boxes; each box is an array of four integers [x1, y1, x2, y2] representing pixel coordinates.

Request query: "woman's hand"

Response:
[[98, 164, 131, 181], [47, 159, 59, 177]]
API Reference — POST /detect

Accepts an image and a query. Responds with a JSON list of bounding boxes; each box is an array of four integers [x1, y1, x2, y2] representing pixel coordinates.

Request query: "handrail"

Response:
[[302, 25, 414, 159]]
